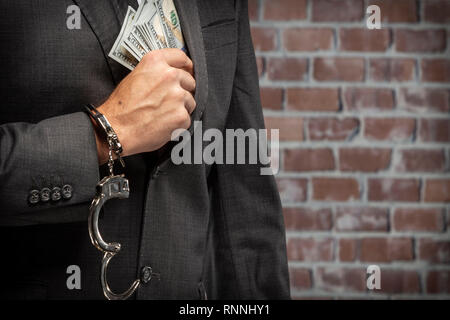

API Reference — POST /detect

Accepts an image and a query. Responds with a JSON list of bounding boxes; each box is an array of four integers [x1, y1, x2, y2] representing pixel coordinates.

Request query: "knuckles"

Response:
[[141, 51, 160, 65], [174, 86, 186, 100], [191, 96, 197, 111], [173, 107, 191, 129], [163, 67, 179, 82]]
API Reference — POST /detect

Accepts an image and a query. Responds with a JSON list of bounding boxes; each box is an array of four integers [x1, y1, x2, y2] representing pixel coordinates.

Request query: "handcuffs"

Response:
[[84, 104, 141, 300]]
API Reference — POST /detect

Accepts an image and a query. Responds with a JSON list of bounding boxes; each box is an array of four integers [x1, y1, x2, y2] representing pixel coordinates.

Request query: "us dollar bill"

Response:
[[109, 0, 185, 70], [144, 5, 168, 49], [124, 31, 147, 60], [132, 0, 160, 50], [131, 22, 152, 52], [154, 0, 185, 50], [108, 7, 138, 70]]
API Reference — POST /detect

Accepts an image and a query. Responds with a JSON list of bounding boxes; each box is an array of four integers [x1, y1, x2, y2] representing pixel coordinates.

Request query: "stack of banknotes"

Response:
[[108, 0, 185, 70]]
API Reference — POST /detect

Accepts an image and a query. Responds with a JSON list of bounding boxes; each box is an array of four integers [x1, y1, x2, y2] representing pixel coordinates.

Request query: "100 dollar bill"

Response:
[[108, 0, 185, 70], [154, 0, 185, 50], [108, 7, 138, 71]]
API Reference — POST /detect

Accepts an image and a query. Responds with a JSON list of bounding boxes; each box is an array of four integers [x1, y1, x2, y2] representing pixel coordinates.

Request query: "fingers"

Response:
[[161, 48, 194, 76], [184, 91, 196, 115], [178, 68, 196, 114], [178, 69, 196, 93]]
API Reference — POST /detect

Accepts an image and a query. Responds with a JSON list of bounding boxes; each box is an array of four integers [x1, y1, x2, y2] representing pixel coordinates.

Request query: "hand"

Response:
[[93, 49, 196, 164]]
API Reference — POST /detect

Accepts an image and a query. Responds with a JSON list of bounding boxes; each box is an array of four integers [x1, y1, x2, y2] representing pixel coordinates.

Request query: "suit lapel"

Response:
[[173, 0, 209, 130], [73, 0, 130, 84]]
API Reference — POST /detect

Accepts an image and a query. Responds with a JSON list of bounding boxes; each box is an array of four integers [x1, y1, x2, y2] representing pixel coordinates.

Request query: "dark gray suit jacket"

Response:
[[0, 0, 290, 299]]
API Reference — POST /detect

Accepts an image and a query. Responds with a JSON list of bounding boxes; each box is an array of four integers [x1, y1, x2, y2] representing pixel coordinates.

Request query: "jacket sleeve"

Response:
[[0, 111, 100, 225], [210, 0, 290, 299]]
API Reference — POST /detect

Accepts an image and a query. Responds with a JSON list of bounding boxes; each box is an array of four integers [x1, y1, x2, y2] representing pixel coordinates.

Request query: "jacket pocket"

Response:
[[202, 20, 237, 51]]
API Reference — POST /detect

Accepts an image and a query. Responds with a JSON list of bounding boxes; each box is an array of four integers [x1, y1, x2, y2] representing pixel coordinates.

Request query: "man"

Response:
[[0, 0, 290, 299]]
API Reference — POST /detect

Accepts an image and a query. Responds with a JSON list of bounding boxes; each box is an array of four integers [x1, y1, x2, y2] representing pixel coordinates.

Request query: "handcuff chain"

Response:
[[107, 135, 115, 176]]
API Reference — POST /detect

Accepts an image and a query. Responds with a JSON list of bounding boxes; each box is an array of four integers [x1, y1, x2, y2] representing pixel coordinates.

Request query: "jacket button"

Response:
[[40, 187, 51, 202], [28, 190, 40, 204], [51, 187, 62, 201], [62, 184, 73, 199], [140, 266, 160, 284]]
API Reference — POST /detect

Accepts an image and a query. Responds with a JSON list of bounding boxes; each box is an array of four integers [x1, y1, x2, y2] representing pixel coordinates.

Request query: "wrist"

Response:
[[87, 103, 125, 165], [97, 103, 131, 158]]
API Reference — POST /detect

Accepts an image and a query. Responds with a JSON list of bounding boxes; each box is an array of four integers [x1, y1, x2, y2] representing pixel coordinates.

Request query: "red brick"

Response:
[[248, 0, 259, 21], [364, 118, 416, 142], [256, 56, 264, 77], [398, 88, 449, 113], [251, 27, 277, 51], [284, 148, 335, 171], [396, 29, 446, 52], [427, 271, 450, 293], [315, 267, 366, 292], [424, 179, 450, 202], [276, 178, 307, 202], [287, 88, 339, 111], [369, 0, 418, 22], [419, 239, 450, 263], [335, 207, 389, 232], [314, 58, 364, 81], [339, 148, 391, 172], [313, 178, 360, 201], [393, 208, 445, 232], [267, 57, 308, 81], [424, 0, 450, 23], [283, 208, 333, 231], [339, 239, 357, 262], [419, 119, 450, 142], [264, 117, 303, 141], [289, 268, 312, 290], [260, 87, 283, 110], [344, 88, 395, 111], [339, 28, 390, 52], [380, 270, 420, 294], [360, 238, 413, 262], [263, 0, 307, 21], [421, 59, 450, 82], [287, 238, 334, 261], [369, 58, 416, 82], [396, 149, 446, 172], [283, 28, 334, 51], [309, 117, 360, 141], [368, 178, 420, 202], [312, 0, 364, 22]]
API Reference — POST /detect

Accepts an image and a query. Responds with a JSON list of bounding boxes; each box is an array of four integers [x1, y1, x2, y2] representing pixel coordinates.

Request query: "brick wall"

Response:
[[249, 0, 450, 299]]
